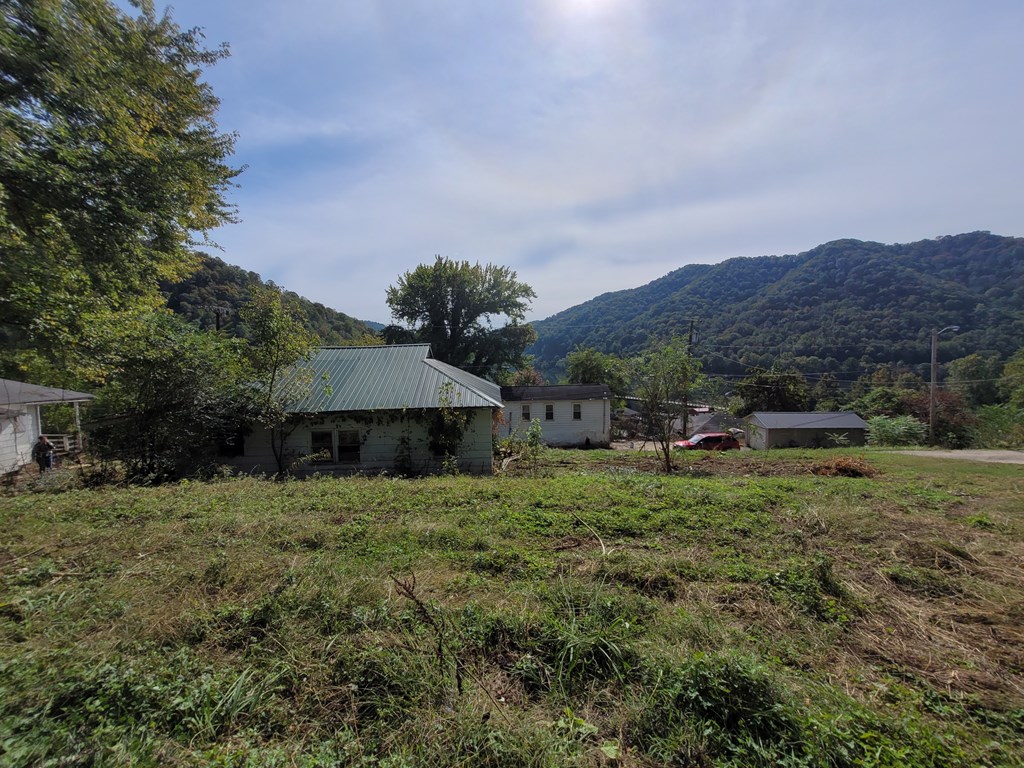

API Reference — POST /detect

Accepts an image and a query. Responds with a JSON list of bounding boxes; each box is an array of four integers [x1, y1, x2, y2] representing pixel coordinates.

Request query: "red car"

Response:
[[672, 432, 741, 451]]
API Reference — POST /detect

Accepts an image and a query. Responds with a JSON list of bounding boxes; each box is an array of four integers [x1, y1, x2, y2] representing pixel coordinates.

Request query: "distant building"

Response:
[[230, 345, 502, 476], [744, 412, 868, 449], [501, 384, 612, 448]]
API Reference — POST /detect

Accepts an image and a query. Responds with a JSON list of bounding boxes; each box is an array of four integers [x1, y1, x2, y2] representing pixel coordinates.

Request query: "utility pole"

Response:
[[682, 318, 697, 439], [929, 325, 959, 444]]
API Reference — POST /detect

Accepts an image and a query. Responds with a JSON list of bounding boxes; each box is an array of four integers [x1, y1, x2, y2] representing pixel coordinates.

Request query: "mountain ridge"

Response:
[[529, 232, 1024, 380]]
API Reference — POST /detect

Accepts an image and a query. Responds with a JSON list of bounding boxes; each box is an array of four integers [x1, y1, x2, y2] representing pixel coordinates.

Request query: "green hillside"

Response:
[[162, 255, 376, 344], [531, 232, 1024, 380]]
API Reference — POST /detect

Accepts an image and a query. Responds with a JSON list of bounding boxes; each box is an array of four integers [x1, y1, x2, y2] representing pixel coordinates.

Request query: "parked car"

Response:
[[672, 432, 740, 451]]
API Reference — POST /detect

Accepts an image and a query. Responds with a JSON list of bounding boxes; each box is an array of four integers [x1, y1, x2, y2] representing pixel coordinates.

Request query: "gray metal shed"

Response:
[[744, 412, 868, 449]]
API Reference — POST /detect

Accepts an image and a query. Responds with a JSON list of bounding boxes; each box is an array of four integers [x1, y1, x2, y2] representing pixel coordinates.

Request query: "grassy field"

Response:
[[1, 449, 1022, 767]]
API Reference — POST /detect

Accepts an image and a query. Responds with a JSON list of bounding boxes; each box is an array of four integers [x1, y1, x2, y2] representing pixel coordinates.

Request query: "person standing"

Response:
[[32, 435, 54, 473]]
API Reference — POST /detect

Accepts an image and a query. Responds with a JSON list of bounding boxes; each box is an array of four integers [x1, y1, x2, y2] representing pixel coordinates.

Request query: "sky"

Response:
[[158, 0, 1024, 324]]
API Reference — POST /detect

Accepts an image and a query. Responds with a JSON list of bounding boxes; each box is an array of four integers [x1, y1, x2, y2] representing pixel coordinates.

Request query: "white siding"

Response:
[[504, 399, 610, 447], [0, 406, 36, 474], [230, 408, 495, 476]]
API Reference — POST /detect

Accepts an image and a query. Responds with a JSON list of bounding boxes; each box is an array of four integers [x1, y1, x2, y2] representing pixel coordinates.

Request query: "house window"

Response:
[[310, 430, 334, 463], [572, 403, 582, 420], [545, 404, 554, 421], [337, 430, 360, 462], [521, 404, 530, 422]]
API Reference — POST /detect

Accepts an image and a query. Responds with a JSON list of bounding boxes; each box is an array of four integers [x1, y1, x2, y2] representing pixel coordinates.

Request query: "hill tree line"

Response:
[[530, 232, 1024, 382]]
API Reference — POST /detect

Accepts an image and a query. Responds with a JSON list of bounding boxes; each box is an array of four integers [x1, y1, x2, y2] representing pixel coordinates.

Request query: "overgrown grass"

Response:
[[2, 449, 1022, 766]]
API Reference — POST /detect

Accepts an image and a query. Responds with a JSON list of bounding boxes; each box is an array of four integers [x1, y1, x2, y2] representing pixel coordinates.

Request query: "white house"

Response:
[[500, 384, 612, 448], [744, 412, 868, 449], [1, 379, 94, 475], [229, 345, 503, 476]]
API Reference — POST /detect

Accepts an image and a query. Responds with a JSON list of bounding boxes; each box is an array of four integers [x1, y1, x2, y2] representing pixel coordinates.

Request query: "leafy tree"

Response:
[[732, 367, 810, 417], [810, 372, 844, 411], [947, 353, 1002, 408], [631, 338, 703, 473], [383, 256, 536, 379], [87, 314, 250, 482], [972, 405, 1024, 449], [0, 0, 239, 380], [902, 389, 975, 448], [240, 286, 320, 474], [998, 348, 1024, 409], [507, 367, 545, 386], [565, 346, 630, 397]]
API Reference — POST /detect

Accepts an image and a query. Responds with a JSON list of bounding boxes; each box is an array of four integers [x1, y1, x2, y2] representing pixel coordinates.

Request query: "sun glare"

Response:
[[554, 0, 621, 19]]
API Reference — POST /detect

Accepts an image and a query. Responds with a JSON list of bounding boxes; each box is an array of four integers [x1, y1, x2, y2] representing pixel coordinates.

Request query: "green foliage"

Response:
[[1000, 348, 1024, 408], [811, 372, 845, 411], [383, 256, 537, 378], [866, 415, 927, 446], [971, 404, 1024, 449], [0, 0, 239, 380], [163, 255, 376, 344], [529, 233, 1024, 381], [733, 366, 810, 416], [87, 313, 252, 482], [947, 353, 1002, 408], [428, 382, 470, 474], [631, 337, 704, 472], [240, 286, 320, 474], [564, 347, 630, 396]]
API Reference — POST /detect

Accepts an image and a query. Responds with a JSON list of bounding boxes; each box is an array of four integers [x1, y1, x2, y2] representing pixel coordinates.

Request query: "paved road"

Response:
[[894, 449, 1024, 464]]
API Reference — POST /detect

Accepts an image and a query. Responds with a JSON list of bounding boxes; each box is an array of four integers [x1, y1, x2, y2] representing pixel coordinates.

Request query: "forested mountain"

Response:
[[162, 255, 376, 344], [530, 232, 1024, 380]]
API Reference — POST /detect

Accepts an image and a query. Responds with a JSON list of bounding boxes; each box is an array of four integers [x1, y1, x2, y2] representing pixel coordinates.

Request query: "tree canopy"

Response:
[[0, 0, 239, 381], [383, 256, 536, 379], [631, 338, 704, 472], [732, 367, 810, 417], [565, 346, 630, 397]]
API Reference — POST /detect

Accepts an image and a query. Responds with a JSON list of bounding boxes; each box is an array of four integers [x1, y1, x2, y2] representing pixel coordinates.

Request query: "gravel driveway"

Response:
[[894, 449, 1024, 464]]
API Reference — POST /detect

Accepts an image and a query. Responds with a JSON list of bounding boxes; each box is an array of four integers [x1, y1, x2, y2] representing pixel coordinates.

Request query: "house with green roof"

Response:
[[229, 345, 503, 476]]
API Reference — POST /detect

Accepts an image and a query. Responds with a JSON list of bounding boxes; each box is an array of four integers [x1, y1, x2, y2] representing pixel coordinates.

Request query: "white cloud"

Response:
[[175, 0, 1024, 325]]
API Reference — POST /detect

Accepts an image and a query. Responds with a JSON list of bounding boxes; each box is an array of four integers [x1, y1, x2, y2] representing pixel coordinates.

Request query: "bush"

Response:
[[971, 404, 1024, 449], [867, 415, 927, 446]]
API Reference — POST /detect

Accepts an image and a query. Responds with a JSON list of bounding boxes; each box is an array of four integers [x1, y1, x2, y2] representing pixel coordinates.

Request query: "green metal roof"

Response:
[[287, 345, 503, 413]]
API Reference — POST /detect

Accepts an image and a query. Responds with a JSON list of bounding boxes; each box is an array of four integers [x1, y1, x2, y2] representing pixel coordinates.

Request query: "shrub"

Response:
[[867, 415, 927, 446]]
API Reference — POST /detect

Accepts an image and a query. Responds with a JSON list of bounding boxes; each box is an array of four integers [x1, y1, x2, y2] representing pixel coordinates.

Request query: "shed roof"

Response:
[[746, 412, 868, 430], [0, 379, 95, 408], [287, 345, 503, 412], [500, 384, 612, 402]]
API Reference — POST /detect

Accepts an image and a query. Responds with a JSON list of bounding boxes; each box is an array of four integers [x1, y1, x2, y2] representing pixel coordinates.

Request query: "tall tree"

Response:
[[947, 353, 1002, 408], [87, 314, 251, 482], [240, 286, 319, 474], [631, 338, 703, 473], [383, 256, 536, 379], [564, 346, 630, 397], [0, 0, 239, 381], [732, 367, 810, 417]]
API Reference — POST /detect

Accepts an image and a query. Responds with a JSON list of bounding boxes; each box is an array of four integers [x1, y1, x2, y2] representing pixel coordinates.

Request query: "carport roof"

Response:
[[0, 379, 95, 408]]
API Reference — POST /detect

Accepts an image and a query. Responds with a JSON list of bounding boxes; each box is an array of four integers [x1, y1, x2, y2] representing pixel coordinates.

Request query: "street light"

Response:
[[929, 325, 959, 444]]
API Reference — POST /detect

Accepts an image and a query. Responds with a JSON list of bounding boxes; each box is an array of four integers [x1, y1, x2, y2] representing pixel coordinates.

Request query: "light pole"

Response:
[[929, 325, 959, 444]]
